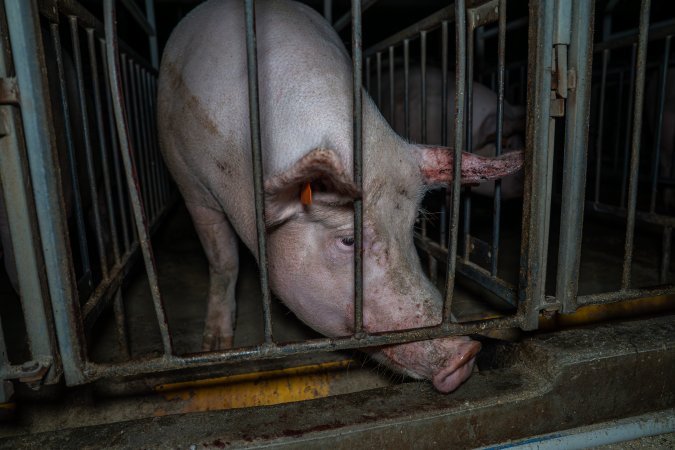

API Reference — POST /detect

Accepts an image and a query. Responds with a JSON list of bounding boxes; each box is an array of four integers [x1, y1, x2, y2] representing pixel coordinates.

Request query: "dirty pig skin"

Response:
[[158, 0, 523, 393]]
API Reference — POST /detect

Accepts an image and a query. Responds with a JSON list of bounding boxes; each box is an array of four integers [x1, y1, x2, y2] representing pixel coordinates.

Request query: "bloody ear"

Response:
[[414, 145, 524, 188], [264, 148, 360, 228]]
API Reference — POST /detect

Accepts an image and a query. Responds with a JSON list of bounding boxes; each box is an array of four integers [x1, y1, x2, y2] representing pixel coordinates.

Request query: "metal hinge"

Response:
[[0, 78, 19, 106], [550, 0, 572, 117], [539, 296, 561, 317], [1, 357, 53, 390]]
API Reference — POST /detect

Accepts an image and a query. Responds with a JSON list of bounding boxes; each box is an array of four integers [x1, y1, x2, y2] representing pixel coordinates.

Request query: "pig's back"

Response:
[[158, 0, 355, 247]]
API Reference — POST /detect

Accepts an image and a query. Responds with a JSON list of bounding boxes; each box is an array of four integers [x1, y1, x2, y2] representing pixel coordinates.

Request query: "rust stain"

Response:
[[539, 295, 675, 329]]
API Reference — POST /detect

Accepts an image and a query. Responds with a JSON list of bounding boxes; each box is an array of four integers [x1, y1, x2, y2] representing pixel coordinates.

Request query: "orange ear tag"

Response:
[[300, 182, 313, 205]]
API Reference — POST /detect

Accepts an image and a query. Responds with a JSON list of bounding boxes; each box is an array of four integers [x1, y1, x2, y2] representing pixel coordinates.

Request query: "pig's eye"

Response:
[[340, 236, 355, 247]]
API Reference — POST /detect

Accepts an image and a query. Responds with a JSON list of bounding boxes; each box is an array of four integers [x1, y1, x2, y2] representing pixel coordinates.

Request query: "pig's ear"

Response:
[[414, 145, 524, 188], [264, 148, 360, 228]]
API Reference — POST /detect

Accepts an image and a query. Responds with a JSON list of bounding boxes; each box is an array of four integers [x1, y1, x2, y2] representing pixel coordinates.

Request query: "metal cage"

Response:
[[0, 0, 672, 417]]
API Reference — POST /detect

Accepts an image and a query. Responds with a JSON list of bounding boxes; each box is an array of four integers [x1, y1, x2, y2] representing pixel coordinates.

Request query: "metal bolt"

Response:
[[21, 360, 40, 372]]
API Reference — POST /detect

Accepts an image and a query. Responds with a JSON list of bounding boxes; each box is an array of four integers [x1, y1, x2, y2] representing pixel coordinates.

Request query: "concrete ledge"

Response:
[[1, 315, 673, 449]]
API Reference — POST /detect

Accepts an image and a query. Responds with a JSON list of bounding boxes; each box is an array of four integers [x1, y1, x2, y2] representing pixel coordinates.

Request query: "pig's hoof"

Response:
[[202, 333, 234, 351]]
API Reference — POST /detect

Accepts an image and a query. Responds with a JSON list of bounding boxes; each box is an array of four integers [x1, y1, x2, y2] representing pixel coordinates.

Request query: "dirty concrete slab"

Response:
[[1, 315, 673, 449]]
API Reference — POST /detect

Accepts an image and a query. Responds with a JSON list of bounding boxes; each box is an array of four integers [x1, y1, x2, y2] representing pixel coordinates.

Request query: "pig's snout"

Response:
[[431, 340, 481, 393], [378, 336, 481, 393]]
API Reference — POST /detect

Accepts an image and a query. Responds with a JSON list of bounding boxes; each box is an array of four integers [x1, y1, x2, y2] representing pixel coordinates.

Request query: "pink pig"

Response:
[[158, 0, 523, 392]]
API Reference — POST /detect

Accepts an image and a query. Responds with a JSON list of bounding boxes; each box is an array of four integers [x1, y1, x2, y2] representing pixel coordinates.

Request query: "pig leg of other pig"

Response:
[[186, 203, 239, 351]]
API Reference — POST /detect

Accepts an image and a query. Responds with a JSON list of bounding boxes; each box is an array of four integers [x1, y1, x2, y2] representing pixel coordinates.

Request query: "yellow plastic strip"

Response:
[[153, 360, 355, 415]]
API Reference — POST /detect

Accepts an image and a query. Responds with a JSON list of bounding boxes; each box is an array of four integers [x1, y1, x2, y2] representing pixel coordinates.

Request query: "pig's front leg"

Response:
[[186, 203, 239, 350]]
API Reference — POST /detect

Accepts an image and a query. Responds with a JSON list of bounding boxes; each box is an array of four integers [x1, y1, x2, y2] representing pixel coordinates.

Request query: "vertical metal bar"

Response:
[[555, 0, 595, 313], [463, 11, 474, 260], [126, 57, 150, 218], [5, 0, 86, 384], [444, 0, 466, 323], [120, 55, 137, 219], [144, 0, 159, 70], [366, 56, 371, 92], [519, 0, 555, 329], [69, 16, 109, 279], [100, 38, 131, 252], [352, 0, 364, 336], [440, 21, 449, 249], [243, 0, 274, 344], [660, 227, 672, 284], [0, 30, 58, 380], [440, 22, 449, 148], [476, 25, 485, 81], [404, 39, 410, 139], [143, 66, 159, 220], [612, 70, 624, 172], [0, 310, 8, 369], [492, 0, 507, 277], [143, 70, 165, 213], [421, 31, 427, 145], [323, 0, 332, 24], [0, 305, 15, 401], [138, 67, 158, 221], [86, 29, 120, 266], [519, 65, 526, 105], [376, 51, 382, 108], [156, 76, 170, 202], [420, 30, 436, 282], [650, 35, 672, 213], [50, 23, 92, 284], [134, 63, 157, 221], [593, 49, 609, 204], [144, 69, 163, 219], [132, 63, 152, 220], [104, 0, 173, 354], [148, 75, 169, 205], [388, 45, 394, 124], [621, 43, 637, 208], [621, 0, 651, 290], [145, 70, 162, 219], [112, 289, 130, 357]]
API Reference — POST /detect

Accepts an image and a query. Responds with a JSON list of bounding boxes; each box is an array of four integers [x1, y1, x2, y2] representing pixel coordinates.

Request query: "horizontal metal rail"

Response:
[[365, 5, 456, 57], [84, 313, 521, 381], [588, 202, 675, 229], [594, 18, 675, 52], [578, 286, 675, 306]]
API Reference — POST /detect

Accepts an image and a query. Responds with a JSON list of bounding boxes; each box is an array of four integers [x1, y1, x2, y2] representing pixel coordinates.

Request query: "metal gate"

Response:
[[0, 0, 672, 406]]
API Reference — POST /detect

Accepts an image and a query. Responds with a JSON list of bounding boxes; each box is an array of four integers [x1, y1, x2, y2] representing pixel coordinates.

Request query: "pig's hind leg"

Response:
[[186, 203, 239, 351]]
